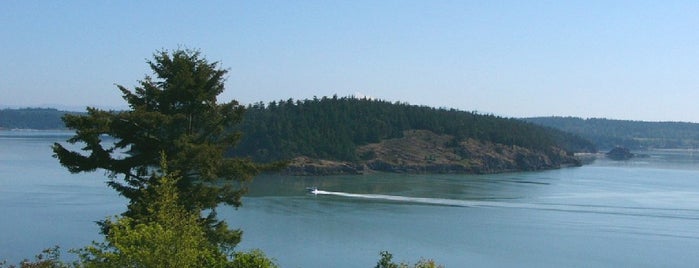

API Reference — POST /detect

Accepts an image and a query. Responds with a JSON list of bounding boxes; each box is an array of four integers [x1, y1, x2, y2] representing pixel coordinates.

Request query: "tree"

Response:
[[375, 251, 400, 268], [52, 49, 274, 250], [375, 251, 443, 268], [230, 250, 279, 268], [74, 157, 229, 267], [0, 246, 69, 268]]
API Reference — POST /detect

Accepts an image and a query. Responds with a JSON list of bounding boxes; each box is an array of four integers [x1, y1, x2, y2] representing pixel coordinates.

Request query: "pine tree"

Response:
[[52, 49, 273, 250]]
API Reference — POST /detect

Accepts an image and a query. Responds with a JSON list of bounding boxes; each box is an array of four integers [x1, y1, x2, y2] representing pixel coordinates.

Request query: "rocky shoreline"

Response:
[[281, 130, 582, 176]]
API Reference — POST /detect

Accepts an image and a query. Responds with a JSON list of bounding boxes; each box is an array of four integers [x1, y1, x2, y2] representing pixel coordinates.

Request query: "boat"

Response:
[[305, 186, 320, 195]]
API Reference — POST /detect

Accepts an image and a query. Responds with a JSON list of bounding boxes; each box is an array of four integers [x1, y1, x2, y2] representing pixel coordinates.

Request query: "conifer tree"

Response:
[[52, 48, 270, 249]]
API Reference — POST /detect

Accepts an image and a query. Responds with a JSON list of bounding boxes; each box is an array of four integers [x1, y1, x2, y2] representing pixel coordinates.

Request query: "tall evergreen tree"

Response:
[[52, 49, 269, 250]]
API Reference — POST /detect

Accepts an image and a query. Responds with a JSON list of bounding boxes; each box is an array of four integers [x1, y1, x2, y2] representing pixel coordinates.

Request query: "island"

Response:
[[605, 147, 634, 160], [2, 98, 599, 175], [230, 96, 597, 175]]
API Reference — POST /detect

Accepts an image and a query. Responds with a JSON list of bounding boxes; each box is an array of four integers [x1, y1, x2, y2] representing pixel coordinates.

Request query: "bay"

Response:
[[0, 130, 125, 263], [2, 130, 699, 267]]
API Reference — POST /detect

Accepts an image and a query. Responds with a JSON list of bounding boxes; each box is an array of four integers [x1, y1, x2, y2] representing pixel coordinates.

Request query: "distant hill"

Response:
[[524, 117, 699, 150], [231, 97, 596, 174], [0, 108, 79, 129]]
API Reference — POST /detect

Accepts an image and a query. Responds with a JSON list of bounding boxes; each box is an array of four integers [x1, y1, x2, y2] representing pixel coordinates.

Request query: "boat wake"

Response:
[[313, 190, 476, 207], [312, 190, 699, 220]]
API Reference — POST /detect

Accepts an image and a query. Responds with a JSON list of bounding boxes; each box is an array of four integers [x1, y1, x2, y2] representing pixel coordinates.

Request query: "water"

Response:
[[0, 130, 125, 263], [2, 130, 699, 267]]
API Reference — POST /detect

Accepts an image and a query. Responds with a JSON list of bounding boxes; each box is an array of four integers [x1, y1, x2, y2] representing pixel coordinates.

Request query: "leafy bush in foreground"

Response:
[[0, 246, 68, 268], [375, 251, 443, 268]]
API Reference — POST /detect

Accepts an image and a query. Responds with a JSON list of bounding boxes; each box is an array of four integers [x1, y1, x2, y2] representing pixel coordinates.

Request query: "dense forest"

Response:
[[0, 108, 78, 129], [230, 96, 596, 164], [525, 117, 699, 150]]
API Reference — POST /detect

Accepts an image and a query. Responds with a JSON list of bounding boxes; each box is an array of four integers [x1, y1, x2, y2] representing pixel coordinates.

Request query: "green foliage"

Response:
[[74, 160, 230, 267], [376, 251, 399, 268], [51, 49, 272, 249], [375, 251, 443, 268], [230, 249, 279, 268], [232, 96, 595, 162], [0, 246, 69, 268]]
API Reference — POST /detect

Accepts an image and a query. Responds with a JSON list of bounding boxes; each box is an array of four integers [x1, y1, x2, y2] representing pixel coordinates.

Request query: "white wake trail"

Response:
[[312, 190, 699, 220], [315, 190, 493, 207]]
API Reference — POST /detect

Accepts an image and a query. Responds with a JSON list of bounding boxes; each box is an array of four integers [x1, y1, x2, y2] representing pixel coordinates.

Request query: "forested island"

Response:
[[27, 102, 699, 172], [19, 105, 694, 155], [2, 100, 596, 175], [230, 96, 595, 175]]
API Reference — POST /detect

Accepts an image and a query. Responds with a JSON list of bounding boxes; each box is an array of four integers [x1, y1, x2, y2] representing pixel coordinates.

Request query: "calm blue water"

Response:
[[0, 130, 125, 263], [2, 130, 699, 267]]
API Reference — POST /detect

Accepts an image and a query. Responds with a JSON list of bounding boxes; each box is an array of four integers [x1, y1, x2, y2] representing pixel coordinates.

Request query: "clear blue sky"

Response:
[[2, 1, 697, 122]]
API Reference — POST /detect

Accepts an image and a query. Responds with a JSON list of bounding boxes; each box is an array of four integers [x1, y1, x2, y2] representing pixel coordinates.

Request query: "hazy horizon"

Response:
[[2, 1, 697, 122]]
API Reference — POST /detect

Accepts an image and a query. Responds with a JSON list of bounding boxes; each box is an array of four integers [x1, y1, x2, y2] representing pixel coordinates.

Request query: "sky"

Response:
[[1, 1, 698, 122]]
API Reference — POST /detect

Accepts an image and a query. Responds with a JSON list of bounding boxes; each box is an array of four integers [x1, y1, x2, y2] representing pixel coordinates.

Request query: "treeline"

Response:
[[0, 108, 78, 129], [525, 117, 699, 150], [232, 96, 596, 162]]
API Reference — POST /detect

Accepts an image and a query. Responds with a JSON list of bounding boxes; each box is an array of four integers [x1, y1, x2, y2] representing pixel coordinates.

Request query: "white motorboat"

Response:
[[306, 187, 320, 195]]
